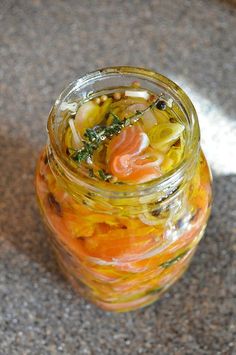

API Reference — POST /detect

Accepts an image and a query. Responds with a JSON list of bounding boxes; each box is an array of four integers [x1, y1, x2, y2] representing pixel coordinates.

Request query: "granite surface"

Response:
[[0, 0, 236, 354]]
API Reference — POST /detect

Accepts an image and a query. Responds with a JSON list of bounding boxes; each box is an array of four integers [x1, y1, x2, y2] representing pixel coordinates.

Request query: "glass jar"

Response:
[[35, 67, 212, 312]]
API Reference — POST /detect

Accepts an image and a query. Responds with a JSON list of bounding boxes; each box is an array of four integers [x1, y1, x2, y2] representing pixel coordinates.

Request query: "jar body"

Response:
[[35, 147, 212, 312]]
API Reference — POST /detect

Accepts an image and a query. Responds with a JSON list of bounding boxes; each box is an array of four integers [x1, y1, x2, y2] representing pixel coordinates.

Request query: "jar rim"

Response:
[[47, 66, 200, 199]]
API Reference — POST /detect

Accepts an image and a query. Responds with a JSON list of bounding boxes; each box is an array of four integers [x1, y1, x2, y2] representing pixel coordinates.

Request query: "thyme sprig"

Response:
[[88, 168, 112, 181], [70, 96, 162, 164]]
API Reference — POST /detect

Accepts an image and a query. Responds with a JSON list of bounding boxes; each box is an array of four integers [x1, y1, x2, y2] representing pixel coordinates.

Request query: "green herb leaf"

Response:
[[146, 286, 163, 295], [110, 112, 122, 125], [160, 250, 189, 269], [98, 169, 112, 181]]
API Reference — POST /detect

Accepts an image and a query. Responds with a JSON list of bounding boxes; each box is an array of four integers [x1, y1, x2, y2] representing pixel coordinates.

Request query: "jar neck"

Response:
[[47, 67, 200, 211]]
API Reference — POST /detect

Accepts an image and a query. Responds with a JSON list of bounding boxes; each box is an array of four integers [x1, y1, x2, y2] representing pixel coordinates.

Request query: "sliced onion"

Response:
[[125, 90, 150, 100], [139, 213, 166, 226], [69, 119, 82, 149], [142, 111, 157, 131], [125, 103, 157, 131], [148, 123, 185, 150], [167, 98, 173, 108], [60, 102, 78, 113]]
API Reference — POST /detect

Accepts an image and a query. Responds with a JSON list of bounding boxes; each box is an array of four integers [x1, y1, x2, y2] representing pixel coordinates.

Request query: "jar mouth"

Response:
[[47, 66, 200, 199]]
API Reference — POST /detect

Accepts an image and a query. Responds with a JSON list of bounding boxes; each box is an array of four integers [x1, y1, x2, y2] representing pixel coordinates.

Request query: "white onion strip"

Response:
[[125, 90, 150, 100], [69, 119, 82, 148]]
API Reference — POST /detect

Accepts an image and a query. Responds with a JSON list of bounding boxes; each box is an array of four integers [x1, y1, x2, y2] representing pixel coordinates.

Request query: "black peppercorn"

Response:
[[156, 100, 167, 110], [151, 208, 162, 217]]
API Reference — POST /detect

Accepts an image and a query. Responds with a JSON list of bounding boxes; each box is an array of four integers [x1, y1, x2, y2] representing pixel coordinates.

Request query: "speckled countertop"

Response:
[[0, 1, 236, 354]]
